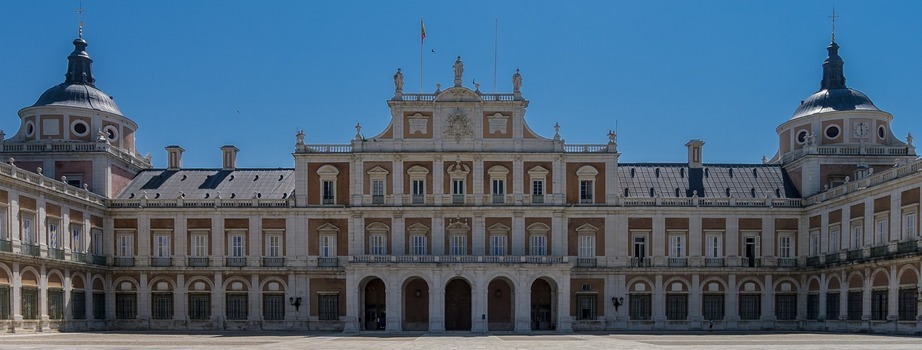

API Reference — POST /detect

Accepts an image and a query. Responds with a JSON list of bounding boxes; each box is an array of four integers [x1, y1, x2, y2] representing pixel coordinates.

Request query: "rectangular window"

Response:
[[151, 293, 174, 320], [847, 291, 862, 320], [808, 232, 819, 256], [633, 235, 647, 259], [154, 234, 170, 258], [47, 289, 64, 319], [266, 234, 281, 257], [21, 288, 38, 320], [189, 294, 211, 320], [579, 180, 594, 204], [666, 294, 688, 320], [449, 234, 467, 255], [702, 294, 724, 321], [115, 293, 137, 319], [806, 294, 819, 320], [529, 234, 547, 256], [871, 290, 888, 321], [669, 235, 685, 257], [532, 179, 544, 203], [369, 234, 386, 255], [321, 180, 335, 204], [903, 211, 917, 239], [490, 235, 507, 256], [117, 234, 133, 257], [780, 235, 793, 258], [898, 288, 918, 321], [578, 235, 594, 258], [319, 235, 335, 257], [492, 179, 505, 203], [229, 234, 244, 257], [372, 179, 385, 204], [47, 221, 60, 249], [452, 179, 465, 204], [92, 292, 105, 319], [411, 179, 425, 204], [875, 217, 888, 245], [191, 233, 208, 257], [410, 235, 427, 255], [226, 294, 248, 320], [577, 295, 597, 320], [826, 292, 840, 320], [775, 294, 797, 320], [71, 291, 86, 320], [263, 294, 285, 321], [72, 225, 84, 253], [739, 294, 761, 320], [706, 234, 722, 257], [0, 287, 8, 320], [828, 226, 840, 253], [22, 216, 34, 244], [92, 229, 103, 256], [851, 224, 863, 249], [629, 294, 651, 320], [319, 294, 339, 321]]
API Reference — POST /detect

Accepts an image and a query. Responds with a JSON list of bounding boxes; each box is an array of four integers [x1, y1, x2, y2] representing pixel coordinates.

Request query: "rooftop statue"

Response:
[[512, 69, 522, 92], [393, 68, 404, 92], [453, 56, 463, 87]]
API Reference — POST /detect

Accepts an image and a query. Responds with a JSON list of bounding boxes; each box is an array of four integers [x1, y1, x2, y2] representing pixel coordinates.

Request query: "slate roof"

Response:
[[117, 169, 295, 200], [617, 163, 799, 199]]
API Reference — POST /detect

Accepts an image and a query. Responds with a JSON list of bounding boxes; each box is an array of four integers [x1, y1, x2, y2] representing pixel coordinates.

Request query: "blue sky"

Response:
[[1, 1, 921, 168]]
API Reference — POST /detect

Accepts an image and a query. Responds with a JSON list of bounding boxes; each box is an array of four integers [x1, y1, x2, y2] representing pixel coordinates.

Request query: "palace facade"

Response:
[[0, 33, 920, 334]]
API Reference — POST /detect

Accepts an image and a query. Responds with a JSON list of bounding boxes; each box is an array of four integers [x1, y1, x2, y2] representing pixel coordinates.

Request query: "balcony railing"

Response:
[[372, 195, 384, 205], [262, 257, 285, 267], [531, 194, 544, 204], [21, 244, 40, 257], [225, 257, 247, 267], [576, 257, 597, 268], [92, 255, 107, 265], [870, 245, 889, 258], [806, 256, 821, 267], [492, 194, 505, 204], [777, 257, 798, 267], [0, 239, 11, 253], [72, 252, 86, 263], [411, 194, 425, 205], [668, 257, 688, 267], [318, 257, 339, 267], [847, 249, 863, 261], [150, 257, 172, 267], [48, 248, 64, 260], [452, 194, 465, 204], [704, 257, 724, 267], [897, 241, 917, 254], [113, 257, 135, 267], [351, 255, 567, 264], [631, 257, 652, 267], [187, 257, 209, 267], [743, 257, 761, 267]]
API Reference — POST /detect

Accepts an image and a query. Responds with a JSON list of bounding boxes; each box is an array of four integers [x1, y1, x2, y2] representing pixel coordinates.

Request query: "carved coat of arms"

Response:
[[445, 114, 473, 142]]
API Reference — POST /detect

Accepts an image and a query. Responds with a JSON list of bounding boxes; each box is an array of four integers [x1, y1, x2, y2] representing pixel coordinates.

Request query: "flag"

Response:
[[420, 19, 427, 44]]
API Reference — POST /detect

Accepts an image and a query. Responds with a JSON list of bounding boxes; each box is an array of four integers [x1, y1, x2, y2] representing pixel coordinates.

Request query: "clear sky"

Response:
[[1, 1, 921, 169]]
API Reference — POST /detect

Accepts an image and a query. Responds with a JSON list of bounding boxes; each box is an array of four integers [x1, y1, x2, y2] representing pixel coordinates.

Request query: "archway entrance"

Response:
[[402, 277, 429, 331], [363, 278, 386, 330], [530, 278, 556, 331], [444, 278, 472, 331], [488, 278, 513, 331]]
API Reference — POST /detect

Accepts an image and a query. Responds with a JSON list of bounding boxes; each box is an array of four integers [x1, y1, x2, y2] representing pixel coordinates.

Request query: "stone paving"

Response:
[[0, 331, 920, 349]]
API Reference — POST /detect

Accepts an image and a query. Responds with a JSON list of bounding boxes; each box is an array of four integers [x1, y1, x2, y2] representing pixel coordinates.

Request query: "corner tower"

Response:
[[772, 39, 916, 197], [0, 36, 151, 197]]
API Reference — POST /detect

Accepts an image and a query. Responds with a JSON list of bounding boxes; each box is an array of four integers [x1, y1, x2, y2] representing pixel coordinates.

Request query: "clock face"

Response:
[[853, 122, 870, 139]]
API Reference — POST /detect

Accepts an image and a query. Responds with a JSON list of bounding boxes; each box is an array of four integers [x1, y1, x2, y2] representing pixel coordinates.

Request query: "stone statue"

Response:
[[393, 68, 404, 91], [296, 130, 305, 145], [512, 69, 522, 92], [907, 132, 914, 146], [453, 56, 464, 86]]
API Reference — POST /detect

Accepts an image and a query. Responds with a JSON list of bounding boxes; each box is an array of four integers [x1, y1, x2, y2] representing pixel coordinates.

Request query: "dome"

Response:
[[32, 83, 123, 116], [789, 88, 879, 120]]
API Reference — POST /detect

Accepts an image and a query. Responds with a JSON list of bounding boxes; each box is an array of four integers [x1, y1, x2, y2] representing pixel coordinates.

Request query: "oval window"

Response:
[[25, 121, 35, 137], [796, 130, 808, 144], [824, 125, 840, 139], [878, 125, 886, 139], [71, 120, 89, 136], [104, 125, 118, 141]]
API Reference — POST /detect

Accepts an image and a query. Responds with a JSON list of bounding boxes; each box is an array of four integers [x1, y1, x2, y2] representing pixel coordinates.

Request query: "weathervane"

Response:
[[76, 0, 85, 38], [828, 6, 838, 42]]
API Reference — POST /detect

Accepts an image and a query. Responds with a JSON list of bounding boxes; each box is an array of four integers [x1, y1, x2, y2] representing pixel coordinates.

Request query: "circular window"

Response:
[[796, 130, 808, 144], [877, 125, 886, 139], [25, 121, 35, 137], [71, 120, 89, 137], [104, 125, 118, 141], [824, 125, 840, 139]]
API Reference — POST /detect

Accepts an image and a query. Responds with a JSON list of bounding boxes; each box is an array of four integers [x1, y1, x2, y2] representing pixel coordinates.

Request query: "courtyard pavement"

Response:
[[0, 331, 919, 349]]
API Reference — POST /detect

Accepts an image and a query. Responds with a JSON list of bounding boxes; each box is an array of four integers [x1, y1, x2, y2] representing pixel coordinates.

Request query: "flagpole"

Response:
[[493, 18, 498, 93], [420, 18, 424, 93]]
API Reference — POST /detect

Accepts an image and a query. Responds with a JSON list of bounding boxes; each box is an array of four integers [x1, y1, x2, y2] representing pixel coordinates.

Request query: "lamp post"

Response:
[[289, 296, 302, 311], [611, 296, 624, 312]]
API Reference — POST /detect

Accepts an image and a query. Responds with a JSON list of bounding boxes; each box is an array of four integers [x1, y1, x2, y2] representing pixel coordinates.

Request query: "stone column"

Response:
[[211, 273, 224, 328], [63, 271, 72, 328], [392, 214, 405, 256], [762, 218, 775, 262], [552, 211, 566, 256], [515, 281, 531, 333], [472, 273, 487, 333], [888, 265, 898, 321], [248, 274, 260, 322], [429, 274, 445, 333], [174, 274, 186, 322], [212, 216, 225, 267], [473, 157, 484, 205], [512, 156, 524, 204], [433, 158, 444, 205], [512, 211, 525, 256], [138, 273, 150, 320], [818, 273, 827, 320], [689, 274, 702, 328], [392, 159, 404, 204], [248, 216, 260, 267], [352, 159, 364, 206], [890, 195, 902, 241], [556, 275, 572, 332], [39, 265, 48, 325], [653, 216, 665, 265], [138, 214, 151, 266], [762, 274, 774, 326], [652, 274, 664, 328], [12, 262, 21, 323], [472, 212, 485, 256], [726, 274, 738, 327], [862, 268, 871, 322], [432, 215, 445, 256], [838, 271, 848, 321], [726, 217, 739, 260], [343, 272, 358, 332], [351, 213, 364, 256], [175, 215, 187, 267], [385, 274, 402, 333]]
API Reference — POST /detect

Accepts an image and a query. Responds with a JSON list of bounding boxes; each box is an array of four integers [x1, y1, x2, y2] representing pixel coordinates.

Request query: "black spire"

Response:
[[820, 40, 846, 90], [64, 38, 95, 86]]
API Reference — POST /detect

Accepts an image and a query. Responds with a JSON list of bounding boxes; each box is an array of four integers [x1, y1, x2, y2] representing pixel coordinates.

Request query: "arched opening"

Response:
[[363, 277, 386, 330], [402, 277, 429, 331], [898, 267, 919, 320], [870, 270, 889, 321], [487, 278, 513, 331], [530, 278, 557, 330], [444, 278, 472, 331], [0, 267, 11, 320], [47, 273, 64, 320]]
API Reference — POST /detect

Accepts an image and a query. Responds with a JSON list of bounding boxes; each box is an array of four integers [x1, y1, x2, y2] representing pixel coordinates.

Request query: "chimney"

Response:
[[685, 139, 704, 168], [221, 145, 239, 171], [165, 145, 184, 170]]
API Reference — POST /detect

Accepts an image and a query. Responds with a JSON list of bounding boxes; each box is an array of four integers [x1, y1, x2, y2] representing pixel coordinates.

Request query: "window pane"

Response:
[[264, 294, 285, 320], [152, 293, 174, 320], [629, 294, 652, 320], [703, 294, 724, 321], [226, 294, 249, 320], [319, 295, 339, 320], [116, 293, 137, 319]]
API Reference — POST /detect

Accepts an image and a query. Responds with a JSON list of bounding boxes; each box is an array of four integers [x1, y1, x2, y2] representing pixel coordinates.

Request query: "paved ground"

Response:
[[0, 331, 920, 349]]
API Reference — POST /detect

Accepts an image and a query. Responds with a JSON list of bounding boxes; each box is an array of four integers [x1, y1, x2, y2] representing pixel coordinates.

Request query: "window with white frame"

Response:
[[808, 231, 818, 256], [319, 234, 336, 257], [903, 209, 917, 240], [316, 164, 339, 205], [21, 214, 35, 245], [228, 233, 244, 257], [117, 233, 133, 257], [47, 220, 60, 249], [265, 233, 281, 257], [828, 225, 840, 253], [488, 165, 509, 204], [576, 165, 598, 204], [451, 179, 465, 203], [490, 234, 507, 256], [407, 165, 429, 205], [190, 233, 208, 257], [71, 225, 84, 253], [153, 233, 170, 257], [780, 234, 794, 258], [369, 234, 386, 255], [367, 166, 389, 205], [528, 166, 549, 204], [447, 161, 470, 205], [407, 223, 429, 255], [874, 216, 888, 245], [0, 211, 6, 240], [527, 222, 550, 256], [669, 233, 685, 257], [851, 221, 863, 249], [578, 235, 595, 258], [92, 228, 103, 256], [633, 233, 649, 259], [705, 232, 722, 257], [449, 234, 467, 255]]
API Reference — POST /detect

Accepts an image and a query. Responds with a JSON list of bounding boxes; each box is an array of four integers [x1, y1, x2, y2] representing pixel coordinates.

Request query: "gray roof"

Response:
[[33, 83, 123, 116], [117, 169, 295, 200], [617, 163, 799, 199], [789, 88, 880, 120]]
